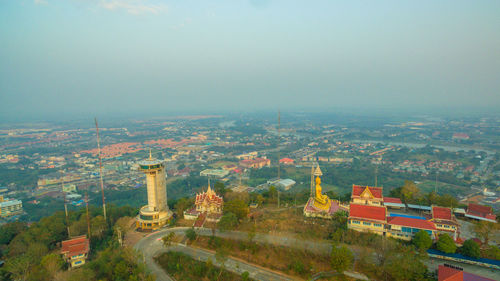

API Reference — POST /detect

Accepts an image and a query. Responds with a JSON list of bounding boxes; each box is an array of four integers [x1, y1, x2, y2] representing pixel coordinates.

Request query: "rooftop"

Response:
[[387, 216, 436, 231], [349, 204, 386, 222], [352, 185, 383, 199]]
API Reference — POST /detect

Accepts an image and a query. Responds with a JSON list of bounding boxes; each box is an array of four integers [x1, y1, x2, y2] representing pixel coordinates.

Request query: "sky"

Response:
[[0, 0, 499, 120]]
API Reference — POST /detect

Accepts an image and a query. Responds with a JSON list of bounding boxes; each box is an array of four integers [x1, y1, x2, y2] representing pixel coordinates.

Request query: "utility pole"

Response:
[[435, 171, 438, 194], [277, 110, 281, 180], [374, 165, 378, 187], [95, 118, 107, 221], [310, 163, 314, 197], [63, 190, 71, 238], [85, 192, 91, 244]]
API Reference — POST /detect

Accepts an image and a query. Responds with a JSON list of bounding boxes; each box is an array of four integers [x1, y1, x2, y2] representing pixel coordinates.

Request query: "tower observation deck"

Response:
[[136, 152, 172, 231]]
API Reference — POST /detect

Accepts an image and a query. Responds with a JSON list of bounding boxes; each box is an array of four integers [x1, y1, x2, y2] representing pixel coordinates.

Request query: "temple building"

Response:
[[61, 235, 89, 268], [303, 164, 348, 219], [465, 203, 497, 223], [386, 215, 437, 240], [430, 206, 460, 240], [351, 184, 383, 206], [136, 152, 173, 231], [348, 203, 387, 235], [184, 184, 223, 227]]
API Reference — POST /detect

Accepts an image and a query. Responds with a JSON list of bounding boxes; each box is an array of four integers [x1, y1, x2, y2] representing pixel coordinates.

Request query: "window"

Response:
[[351, 220, 360, 224], [374, 223, 382, 227], [363, 222, 371, 226]]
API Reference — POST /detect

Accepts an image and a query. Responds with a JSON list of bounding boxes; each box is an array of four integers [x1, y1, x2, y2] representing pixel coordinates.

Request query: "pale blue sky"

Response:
[[1, 0, 499, 119]]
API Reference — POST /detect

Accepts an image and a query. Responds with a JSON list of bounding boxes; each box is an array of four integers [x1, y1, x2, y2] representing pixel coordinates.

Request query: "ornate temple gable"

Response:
[[360, 187, 375, 199]]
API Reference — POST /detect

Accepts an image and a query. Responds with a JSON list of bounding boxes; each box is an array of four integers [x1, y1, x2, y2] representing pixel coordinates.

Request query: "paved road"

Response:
[[134, 227, 296, 281]]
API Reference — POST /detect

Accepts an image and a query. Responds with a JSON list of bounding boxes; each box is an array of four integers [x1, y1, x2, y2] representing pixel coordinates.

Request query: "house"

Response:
[[430, 206, 460, 240], [351, 185, 383, 206], [61, 235, 90, 268], [279, 158, 294, 165], [347, 204, 387, 235], [465, 203, 497, 223], [239, 158, 270, 169]]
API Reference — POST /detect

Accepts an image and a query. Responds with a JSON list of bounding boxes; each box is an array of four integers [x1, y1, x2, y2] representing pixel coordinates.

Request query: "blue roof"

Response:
[[389, 213, 426, 220], [428, 249, 500, 266]]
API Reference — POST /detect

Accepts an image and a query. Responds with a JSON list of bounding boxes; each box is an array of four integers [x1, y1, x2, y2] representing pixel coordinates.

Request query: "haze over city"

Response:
[[1, 0, 499, 121]]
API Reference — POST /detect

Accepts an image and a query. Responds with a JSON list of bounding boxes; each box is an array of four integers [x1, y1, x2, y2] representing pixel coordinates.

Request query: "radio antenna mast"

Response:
[[95, 118, 107, 221]]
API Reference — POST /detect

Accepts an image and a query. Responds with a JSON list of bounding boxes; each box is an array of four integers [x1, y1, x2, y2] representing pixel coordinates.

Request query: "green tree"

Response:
[[40, 253, 64, 279], [224, 199, 249, 221], [436, 233, 457, 254], [330, 244, 354, 274], [400, 180, 420, 203], [214, 181, 227, 196], [185, 228, 197, 242], [384, 245, 428, 281], [412, 230, 432, 251], [461, 239, 481, 259], [174, 197, 194, 218], [241, 271, 250, 281], [217, 212, 238, 232], [472, 221, 497, 245]]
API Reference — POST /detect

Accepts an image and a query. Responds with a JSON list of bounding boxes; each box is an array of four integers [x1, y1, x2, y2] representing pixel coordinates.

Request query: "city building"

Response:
[[135, 152, 173, 231], [61, 235, 89, 268], [351, 185, 383, 206], [347, 203, 387, 235], [430, 206, 460, 240], [304, 165, 348, 219], [267, 178, 296, 191], [279, 158, 294, 165], [199, 169, 229, 178], [184, 184, 223, 227], [0, 196, 23, 218], [386, 215, 437, 240], [465, 203, 497, 223], [239, 158, 270, 169]]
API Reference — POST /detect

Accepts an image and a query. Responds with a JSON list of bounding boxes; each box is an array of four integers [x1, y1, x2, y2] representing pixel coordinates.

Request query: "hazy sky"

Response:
[[1, 0, 499, 119]]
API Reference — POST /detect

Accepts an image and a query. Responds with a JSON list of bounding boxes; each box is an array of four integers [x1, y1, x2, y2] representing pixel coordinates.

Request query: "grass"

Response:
[[155, 251, 251, 281]]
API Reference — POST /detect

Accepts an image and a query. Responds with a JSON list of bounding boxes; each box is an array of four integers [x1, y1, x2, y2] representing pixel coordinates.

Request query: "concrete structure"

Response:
[[383, 197, 405, 209], [267, 178, 296, 191], [61, 235, 89, 268], [0, 196, 23, 218], [136, 153, 172, 231]]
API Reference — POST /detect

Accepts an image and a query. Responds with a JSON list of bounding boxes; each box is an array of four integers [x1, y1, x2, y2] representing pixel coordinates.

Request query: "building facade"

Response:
[[430, 206, 460, 240], [0, 196, 23, 218], [61, 235, 89, 268], [135, 153, 173, 231], [351, 185, 383, 206], [347, 203, 387, 235]]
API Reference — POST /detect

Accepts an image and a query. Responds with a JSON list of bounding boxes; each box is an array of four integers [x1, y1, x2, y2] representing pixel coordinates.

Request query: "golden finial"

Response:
[[149, 148, 152, 159]]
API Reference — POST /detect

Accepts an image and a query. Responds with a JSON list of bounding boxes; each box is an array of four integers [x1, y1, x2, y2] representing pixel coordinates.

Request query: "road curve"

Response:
[[134, 227, 296, 281]]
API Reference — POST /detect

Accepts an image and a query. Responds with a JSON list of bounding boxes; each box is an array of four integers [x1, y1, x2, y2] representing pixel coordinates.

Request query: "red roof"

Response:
[[61, 235, 89, 257], [387, 216, 436, 231], [466, 203, 495, 221], [438, 265, 463, 281], [279, 158, 294, 163], [384, 197, 403, 204], [352, 185, 383, 199], [432, 206, 452, 220], [349, 204, 386, 222]]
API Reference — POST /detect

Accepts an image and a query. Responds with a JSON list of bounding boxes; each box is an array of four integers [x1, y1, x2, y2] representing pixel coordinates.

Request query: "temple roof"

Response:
[[352, 185, 383, 199], [349, 204, 386, 222], [432, 206, 453, 220], [195, 186, 223, 206]]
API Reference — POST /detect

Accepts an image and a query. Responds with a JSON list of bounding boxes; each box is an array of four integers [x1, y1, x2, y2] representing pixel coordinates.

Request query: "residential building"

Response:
[[199, 169, 229, 178], [279, 158, 294, 165], [0, 196, 23, 217], [239, 158, 270, 169], [61, 235, 89, 268]]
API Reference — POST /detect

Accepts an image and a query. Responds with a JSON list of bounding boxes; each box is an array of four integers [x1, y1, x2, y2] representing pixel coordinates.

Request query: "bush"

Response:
[[436, 234, 457, 254], [461, 239, 481, 259], [186, 228, 197, 241], [413, 230, 432, 251]]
